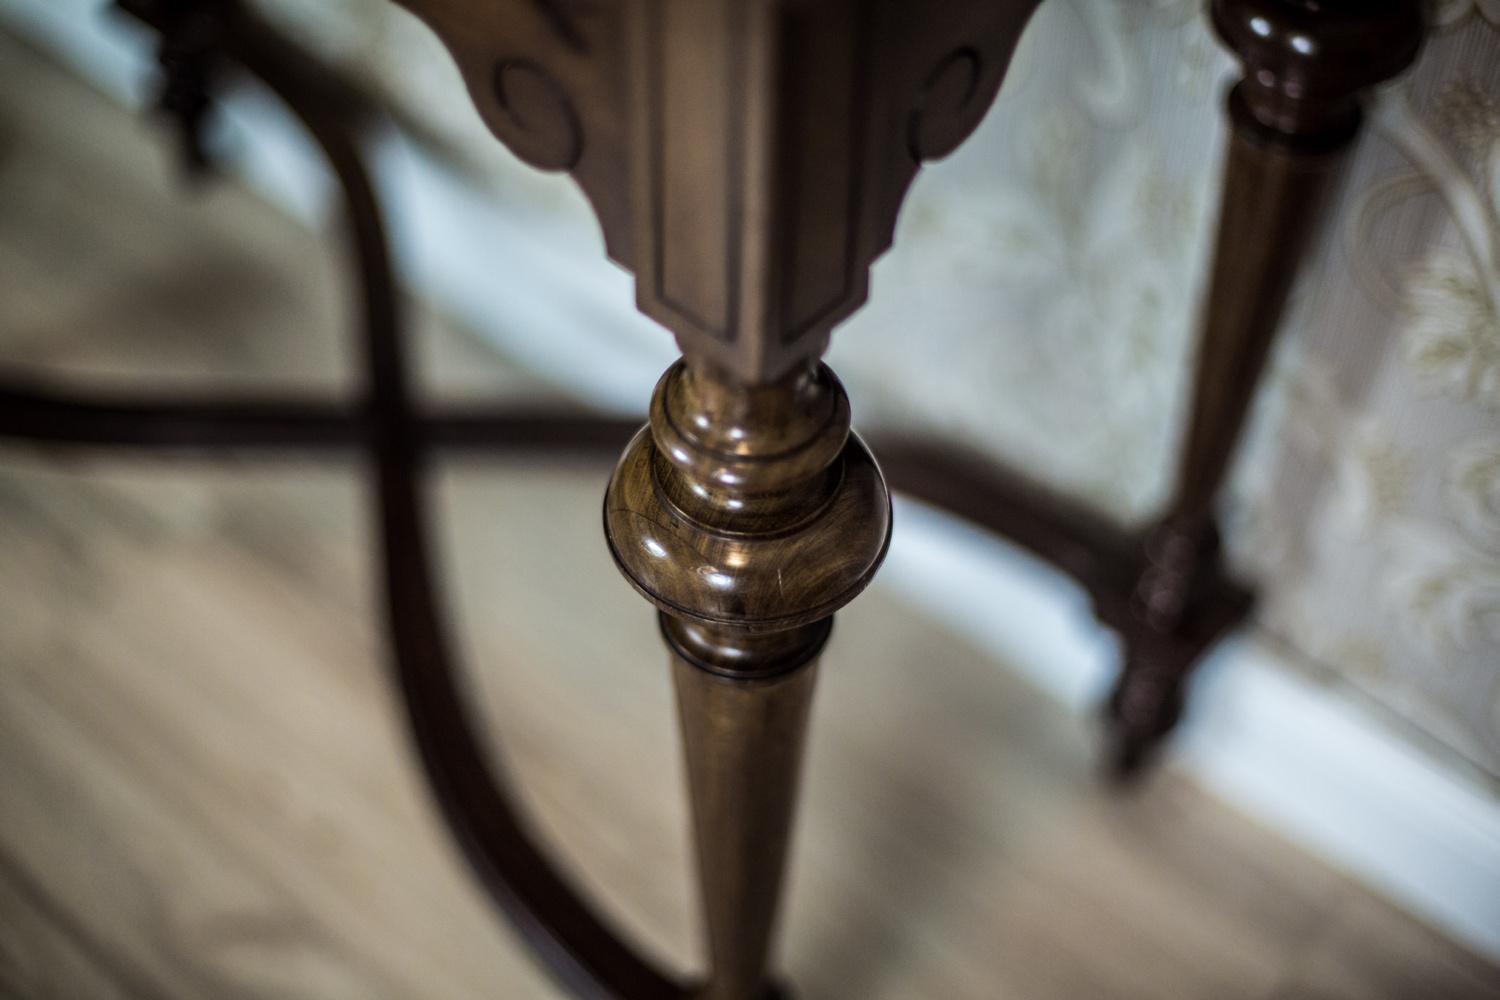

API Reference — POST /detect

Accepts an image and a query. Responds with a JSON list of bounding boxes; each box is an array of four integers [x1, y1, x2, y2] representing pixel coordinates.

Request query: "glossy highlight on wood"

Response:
[[605, 362, 890, 633], [0, 0, 1436, 996], [605, 354, 889, 998], [669, 629, 821, 1000]]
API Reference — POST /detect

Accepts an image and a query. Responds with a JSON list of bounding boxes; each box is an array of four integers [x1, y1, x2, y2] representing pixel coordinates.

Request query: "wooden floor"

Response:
[[2, 30, 1498, 1000]]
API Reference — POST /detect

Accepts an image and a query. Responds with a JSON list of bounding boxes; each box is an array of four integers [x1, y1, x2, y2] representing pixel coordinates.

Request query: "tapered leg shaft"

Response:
[[666, 619, 826, 1000]]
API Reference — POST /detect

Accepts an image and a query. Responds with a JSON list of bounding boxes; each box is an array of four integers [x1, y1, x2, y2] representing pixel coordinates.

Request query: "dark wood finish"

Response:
[[604, 359, 889, 999], [394, 4, 1048, 995], [542, 5, 1046, 992], [0, 377, 640, 455], [605, 363, 889, 632], [79, 3, 1039, 998], [97, 4, 691, 997], [389, 0, 1041, 383], [668, 624, 823, 1000], [13, 26, 1500, 994], [1103, 0, 1424, 774], [0, 0, 1430, 996]]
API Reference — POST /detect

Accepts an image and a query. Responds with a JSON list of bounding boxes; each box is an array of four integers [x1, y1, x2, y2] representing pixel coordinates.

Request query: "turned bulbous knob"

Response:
[[604, 361, 891, 634]]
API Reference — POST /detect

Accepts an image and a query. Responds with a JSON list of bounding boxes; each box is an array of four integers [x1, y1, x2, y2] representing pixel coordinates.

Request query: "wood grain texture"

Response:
[[3, 26, 1498, 1000], [603, 356, 889, 997], [605, 363, 889, 634], [671, 646, 818, 1000], [389, 0, 1042, 383]]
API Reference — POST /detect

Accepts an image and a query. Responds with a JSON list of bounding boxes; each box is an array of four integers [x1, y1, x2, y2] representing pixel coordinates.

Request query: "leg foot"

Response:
[[1104, 653, 1188, 780], [1100, 518, 1237, 775]]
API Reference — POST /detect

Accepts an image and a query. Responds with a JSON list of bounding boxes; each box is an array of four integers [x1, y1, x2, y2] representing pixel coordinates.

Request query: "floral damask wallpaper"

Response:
[[257, 0, 1500, 781]]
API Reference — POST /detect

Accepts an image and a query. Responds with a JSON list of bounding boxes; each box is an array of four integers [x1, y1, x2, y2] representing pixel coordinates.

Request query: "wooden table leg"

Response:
[[382, 2, 1049, 993], [1104, 0, 1424, 774], [378, 3, 1046, 993], [605, 361, 888, 999]]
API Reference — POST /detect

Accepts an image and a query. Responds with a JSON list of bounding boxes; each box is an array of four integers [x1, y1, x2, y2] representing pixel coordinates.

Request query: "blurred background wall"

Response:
[[3, 0, 1499, 959]]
